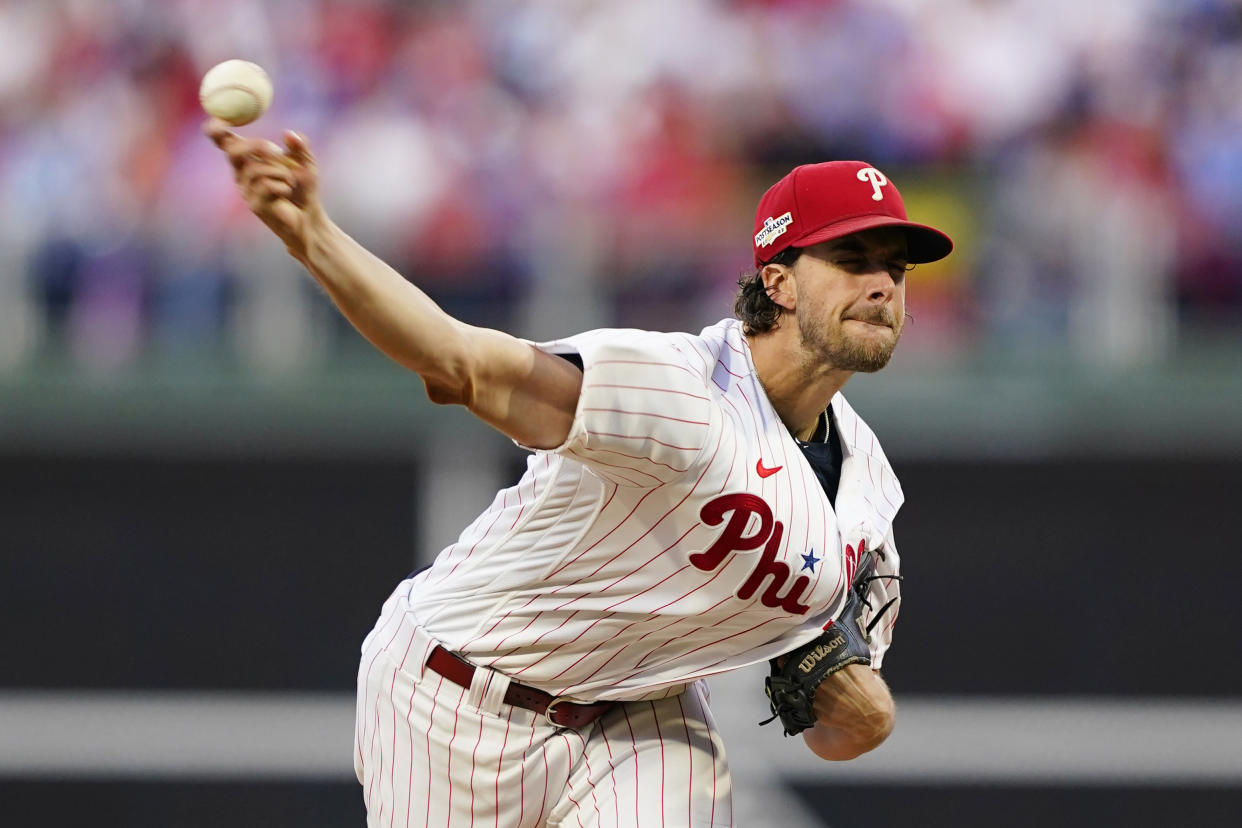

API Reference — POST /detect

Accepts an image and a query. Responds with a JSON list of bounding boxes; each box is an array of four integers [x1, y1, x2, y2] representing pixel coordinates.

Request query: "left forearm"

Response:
[[801, 664, 895, 760]]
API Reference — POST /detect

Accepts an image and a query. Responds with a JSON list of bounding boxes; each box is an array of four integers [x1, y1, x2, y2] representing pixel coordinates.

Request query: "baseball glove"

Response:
[[761, 548, 899, 736]]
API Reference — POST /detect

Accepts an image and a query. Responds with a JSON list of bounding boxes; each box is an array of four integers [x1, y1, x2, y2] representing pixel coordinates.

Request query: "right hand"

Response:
[[204, 117, 323, 260]]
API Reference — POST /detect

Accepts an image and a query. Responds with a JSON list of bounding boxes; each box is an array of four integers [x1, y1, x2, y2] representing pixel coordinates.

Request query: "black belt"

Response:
[[425, 646, 616, 728]]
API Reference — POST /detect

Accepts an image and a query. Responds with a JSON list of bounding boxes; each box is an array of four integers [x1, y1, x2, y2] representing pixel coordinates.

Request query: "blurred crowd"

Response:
[[1, 0, 1240, 376]]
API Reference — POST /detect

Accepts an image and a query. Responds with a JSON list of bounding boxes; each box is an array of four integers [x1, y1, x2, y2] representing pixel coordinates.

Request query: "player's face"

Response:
[[792, 228, 909, 373]]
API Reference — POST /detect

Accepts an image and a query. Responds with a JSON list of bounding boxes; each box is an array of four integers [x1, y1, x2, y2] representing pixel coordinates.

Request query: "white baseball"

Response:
[[199, 59, 273, 126]]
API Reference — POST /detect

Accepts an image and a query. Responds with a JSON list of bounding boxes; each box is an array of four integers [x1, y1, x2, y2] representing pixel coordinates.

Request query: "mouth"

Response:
[[845, 317, 893, 331]]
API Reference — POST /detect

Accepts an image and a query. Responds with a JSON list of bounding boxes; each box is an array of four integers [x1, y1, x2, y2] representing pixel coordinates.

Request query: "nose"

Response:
[[864, 269, 898, 303]]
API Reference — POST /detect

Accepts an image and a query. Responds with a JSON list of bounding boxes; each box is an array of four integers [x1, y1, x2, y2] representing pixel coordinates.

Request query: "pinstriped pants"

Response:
[[354, 612, 734, 827]]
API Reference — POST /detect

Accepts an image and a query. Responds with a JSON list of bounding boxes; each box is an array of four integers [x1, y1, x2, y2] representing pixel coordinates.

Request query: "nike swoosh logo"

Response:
[[756, 459, 783, 478]]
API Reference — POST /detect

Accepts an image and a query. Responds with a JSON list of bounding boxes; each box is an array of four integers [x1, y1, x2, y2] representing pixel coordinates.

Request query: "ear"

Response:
[[761, 263, 797, 311]]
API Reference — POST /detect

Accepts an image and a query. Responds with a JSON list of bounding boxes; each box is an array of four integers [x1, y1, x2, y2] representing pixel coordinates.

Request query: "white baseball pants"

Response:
[[354, 602, 734, 827]]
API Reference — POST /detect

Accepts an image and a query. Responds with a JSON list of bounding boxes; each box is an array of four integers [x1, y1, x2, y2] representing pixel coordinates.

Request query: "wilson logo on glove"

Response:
[[797, 633, 846, 674]]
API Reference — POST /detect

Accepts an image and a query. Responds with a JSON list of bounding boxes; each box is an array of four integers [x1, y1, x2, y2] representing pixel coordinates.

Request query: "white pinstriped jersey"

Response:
[[403, 318, 904, 702]]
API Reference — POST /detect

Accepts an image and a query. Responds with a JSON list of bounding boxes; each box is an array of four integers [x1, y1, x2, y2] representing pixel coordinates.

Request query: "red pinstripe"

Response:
[[622, 705, 639, 820], [402, 674, 418, 828], [436, 497, 508, 583], [589, 431, 701, 451], [716, 392, 756, 491], [589, 358, 703, 380], [630, 605, 750, 670], [574, 728, 603, 827], [519, 717, 536, 827], [571, 423, 725, 588], [491, 425, 721, 660], [590, 383, 711, 402], [516, 619, 613, 683], [599, 713, 622, 828], [714, 432, 743, 495], [671, 333, 712, 371], [563, 744, 588, 828], [463, 485, 624, 651], [387, 666, 402, 824], [529, 530, 700, 682], [818, 547, 846, 619], [385, 628, 423, 828], [737, 380, 801, 579], [501, 610, 587, 670], [581, 406, 710, 427], [509, 482, 525, 531], [713, 358, 745, 380], [652, 701, 667, 827], [504, 426, 728, 676], [424, 674, 444, 828], [444, 684, 466, 827], [580, 445, 693, 474], [677, 693, 692, 827], [637, 562, 740, 618], [627, 615, 785, 680], [563, 731, 590, 828], [533, 733, 550, 828], [568, 447, 659, 486], [469, 491, 665, 660], [480, 611, 559, 664], [565, 451, 737, 679], [494, 708, 513, 828], [701, 686, 718, 827], [883, 605, 900, 634], [576, 576, 744, 687], [367, 694, 381, 814], [599, 535, 698, 610], [356, 617, 407, 771], [540, 484, 623, 579], [554, 527, 697, 615], [878, 457, 901, 511], [735, 384, 772, 474], [468, 707, 485, 828]]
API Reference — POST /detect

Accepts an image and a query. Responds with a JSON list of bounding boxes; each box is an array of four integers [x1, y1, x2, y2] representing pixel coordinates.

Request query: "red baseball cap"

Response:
[[752, 161, 953, 266]]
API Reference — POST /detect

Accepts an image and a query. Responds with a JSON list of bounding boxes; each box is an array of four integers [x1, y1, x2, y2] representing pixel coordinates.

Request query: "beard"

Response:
[[798, 304, 903, 373]]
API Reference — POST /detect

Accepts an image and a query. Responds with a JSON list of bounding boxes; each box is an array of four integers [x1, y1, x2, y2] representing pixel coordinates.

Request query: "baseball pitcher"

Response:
[[207, 117, 952, 827]]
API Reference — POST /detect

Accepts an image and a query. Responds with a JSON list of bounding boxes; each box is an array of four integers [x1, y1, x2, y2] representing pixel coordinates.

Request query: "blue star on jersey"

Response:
[[801, 549, 820, 572]]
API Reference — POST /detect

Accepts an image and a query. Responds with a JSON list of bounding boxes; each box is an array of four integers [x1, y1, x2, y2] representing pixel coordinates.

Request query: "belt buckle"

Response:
[[542, 697, 570, 728]]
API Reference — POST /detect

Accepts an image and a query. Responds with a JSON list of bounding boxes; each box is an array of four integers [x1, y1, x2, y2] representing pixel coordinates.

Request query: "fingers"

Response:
[[240, 160, 295, 192], [239, 151, 297, 209], [204, 118, 316, 233], [283, 130, 314, 164], [245, 178, 294, 213], [203, 117, 238, 149], [204, 118, 295, 171]]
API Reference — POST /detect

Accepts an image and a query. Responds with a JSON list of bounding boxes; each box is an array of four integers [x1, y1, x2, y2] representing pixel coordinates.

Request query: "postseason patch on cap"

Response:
[[754, 212, 793, 249]]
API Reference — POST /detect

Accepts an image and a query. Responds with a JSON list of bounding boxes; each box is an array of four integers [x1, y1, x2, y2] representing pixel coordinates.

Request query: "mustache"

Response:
[[846, 307, 898, 328]]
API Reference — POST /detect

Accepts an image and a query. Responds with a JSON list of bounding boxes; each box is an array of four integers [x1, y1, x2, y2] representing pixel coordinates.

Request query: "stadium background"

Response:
[[2, 0, 1240, 825]]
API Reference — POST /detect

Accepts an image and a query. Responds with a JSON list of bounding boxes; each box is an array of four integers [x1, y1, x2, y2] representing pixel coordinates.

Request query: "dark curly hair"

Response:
[[733, 246, 802, 335]]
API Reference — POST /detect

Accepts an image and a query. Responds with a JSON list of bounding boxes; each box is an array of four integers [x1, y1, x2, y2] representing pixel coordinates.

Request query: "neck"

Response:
[[746, 323, 853, 441]]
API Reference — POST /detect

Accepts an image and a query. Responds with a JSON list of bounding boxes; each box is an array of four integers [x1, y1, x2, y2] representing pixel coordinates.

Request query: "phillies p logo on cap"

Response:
[[856, 167, 888, 201], [752, 161, 953, 266]]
